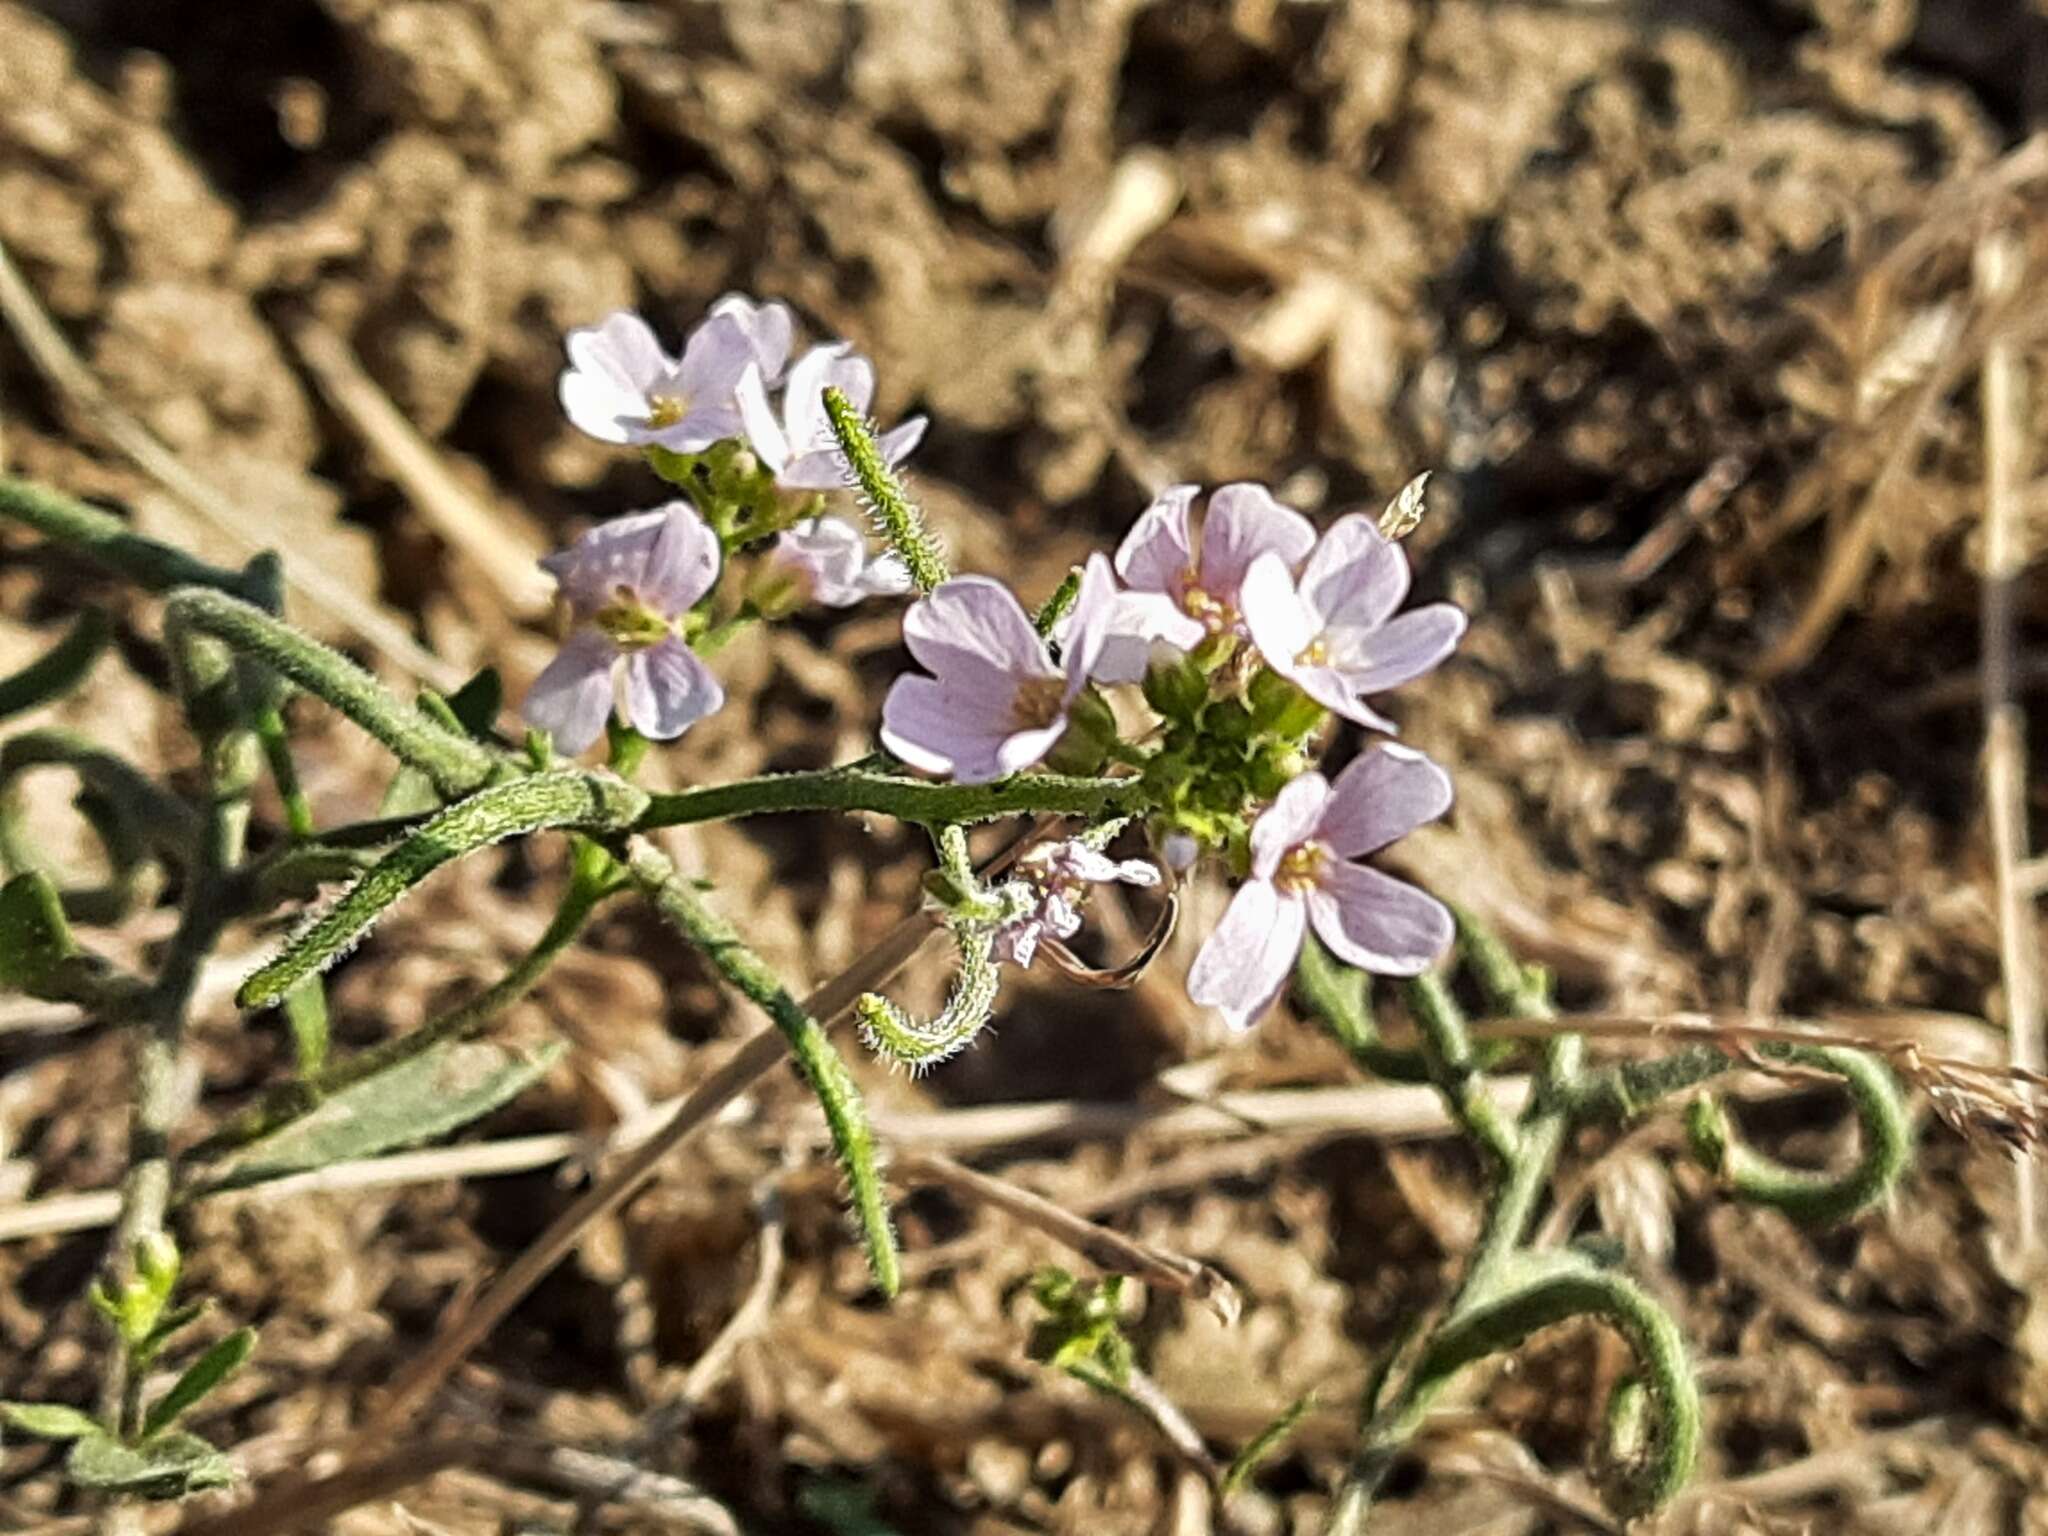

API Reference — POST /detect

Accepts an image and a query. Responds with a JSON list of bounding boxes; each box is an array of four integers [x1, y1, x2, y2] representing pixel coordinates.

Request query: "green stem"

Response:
[[0, 610, 112, 721], [639, 767, 1145, 831], [237, 773, 647, 1010], [1295, 938, 1430, 1081], [164, 589, 499, 800], [1684, 1043, 1908, 1225], [194, 843, 618, 1157], [0, 477, 264, 601], [1405, 972, 1518, 1167], [623, 836, 899, 1296], [98, 624, 258, 1444]]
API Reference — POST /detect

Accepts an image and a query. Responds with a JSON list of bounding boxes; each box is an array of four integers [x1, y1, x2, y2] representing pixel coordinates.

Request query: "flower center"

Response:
[[646, 392, 691, 428], [594, 593, 674, 651], [1010, 675, 1068, 731], [1275, 840, 1330, 893], [1294, 634, 1330, 667], [1181, 582, 1237, 634]]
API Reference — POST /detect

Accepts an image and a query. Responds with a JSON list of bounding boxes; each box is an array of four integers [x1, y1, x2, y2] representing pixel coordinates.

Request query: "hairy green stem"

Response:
[[0, 477, 264, 601], [1406, 972, 1518, 1167], [640, 766, 1145, 830], [238, 774, 646, 1010], [97, 624, 258, 1460], [623, 836, 899, 1295], [165, 589, 498, 800], [1685, 1043, 1908, 1225], [1295, 937, 1431, 1082]]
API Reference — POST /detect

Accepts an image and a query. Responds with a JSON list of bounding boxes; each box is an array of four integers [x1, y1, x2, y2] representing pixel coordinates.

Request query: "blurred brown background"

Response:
[[4, 1, 2048, 1532]]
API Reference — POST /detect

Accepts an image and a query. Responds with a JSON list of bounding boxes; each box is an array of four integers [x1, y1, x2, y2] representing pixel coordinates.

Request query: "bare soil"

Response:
[[4, 2, 2048, 1533]]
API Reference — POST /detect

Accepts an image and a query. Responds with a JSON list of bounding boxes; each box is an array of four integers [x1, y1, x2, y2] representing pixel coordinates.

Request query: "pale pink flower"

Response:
[[765, 516, 911, 608], [993, 840, 1161, 967], [737, 343, 927, 491], [880, 556, 1115, 783], [1186, 746, 1454, 1030], [523, 504, 726, 754], [558, 294, 792, 452], [1094, 483, 1317, 683], [1239, 513, 1465, 730]]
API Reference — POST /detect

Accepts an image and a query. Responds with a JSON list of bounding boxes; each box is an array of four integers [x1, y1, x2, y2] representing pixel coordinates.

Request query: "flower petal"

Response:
[[993, 722, 1068, 779], [566, 311, 670, 395], [1093, 593, 1206, 684], [1329, 603, 1467, 695], [1285, 663, 1398, 732], [1248, 771, 1331, 880], [1060, 553, 1120, 696], [1115, 484, 1199, 594], [708, 294, 795, 382], [1319, 743, 1454, 858], [521, 630, 617, 755], [782, 343, 869, 458], [1238, 553, 1320, 670], [674, 312, 758, 401], [1199, 483, 1316, 599], [1187, 877, 1307, 1031], [901, 576, 1055, 686], [1306, 861, 1453, 976], [878, 415, 927, 466], [880, 674, 1016, 781], [736, 362, 790, 472], [1299, 512, 1410, 632], [644, 401, 744, 454], [635, 503, 723, 614], [623, 638, 725, 740], [558, 369, 645, 444], [540, 507, 674, 614]]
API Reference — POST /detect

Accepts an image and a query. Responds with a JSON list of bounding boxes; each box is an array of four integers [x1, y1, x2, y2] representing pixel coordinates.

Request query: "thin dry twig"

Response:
[[0, 234, 464, 690], [897, 1149, 1240, 1323], [285, 314, 551, 614], [1974, 225, 2045, 1249]]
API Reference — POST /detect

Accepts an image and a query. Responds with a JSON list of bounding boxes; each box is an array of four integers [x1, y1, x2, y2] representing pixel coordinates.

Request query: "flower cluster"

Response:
[[534, 296, 922, 752], [532, 295, 1464, 1034], [881, 482, 1465, 1029]]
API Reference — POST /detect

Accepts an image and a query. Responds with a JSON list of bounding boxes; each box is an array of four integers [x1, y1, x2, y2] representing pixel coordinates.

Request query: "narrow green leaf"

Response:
[[1223, 1391, 1318, 1495], [0, 871, 76, 991], [143, 1327, 256, 1438], [0, 1401, 102, 1440], [67, 1429, 236, 1498], [206, 1039, 565, 1191]]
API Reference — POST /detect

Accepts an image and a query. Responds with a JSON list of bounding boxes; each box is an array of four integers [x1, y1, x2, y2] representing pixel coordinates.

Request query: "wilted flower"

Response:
[[738, 342, 927, 490], [558, 296, 793, 452], [1094, 483, 1318, 682], [757, 516, 911, 610], [1186, 745, 1454, 1030], [523, 503, 726, 754], [992, 840, 1161, 967], [880, 556, 1114, 783], [1240, 514, 1466, 730]]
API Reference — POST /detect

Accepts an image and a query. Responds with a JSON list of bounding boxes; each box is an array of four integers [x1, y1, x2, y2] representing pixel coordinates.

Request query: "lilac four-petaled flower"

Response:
[[1239, 513, 1467, 731], [1187, 745, 1455, 1031], [559, 296, 793, 453], [1095, 483, 1318, 683], [879, 555, 1115, 784], [766, 516, 913, 608], [523, 503, 727, 755], [993, 840, 1161, 968], [738, 343, 927, 490]]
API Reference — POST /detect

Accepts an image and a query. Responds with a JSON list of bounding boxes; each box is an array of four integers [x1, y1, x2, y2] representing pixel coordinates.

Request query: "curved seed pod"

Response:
[[1685, 1042, 1909, 1226], [855, 920, 1001, 1073], [165, 589, 498, 799], [238, 773, 647, 1010], [820, 386, 946, 593], [1411, 1253, 1699, 1519]]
